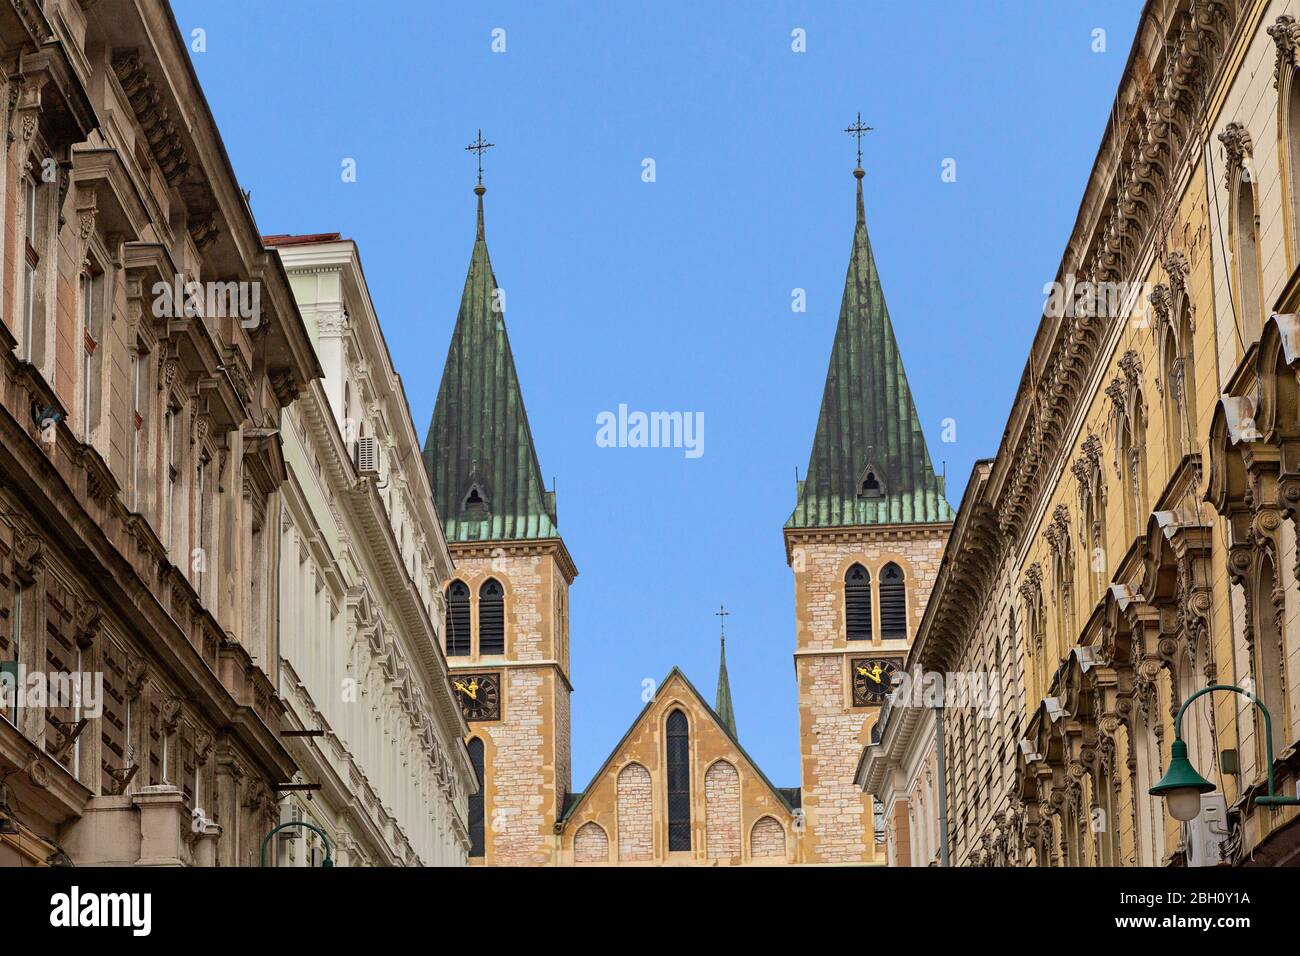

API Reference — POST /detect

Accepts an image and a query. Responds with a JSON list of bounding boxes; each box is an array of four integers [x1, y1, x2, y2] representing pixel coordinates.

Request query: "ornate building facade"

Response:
[[0, 0, 319, 865], [863, 0, 1300, 868], [267, 234, 475, 866], [427, 162, 952, 865]]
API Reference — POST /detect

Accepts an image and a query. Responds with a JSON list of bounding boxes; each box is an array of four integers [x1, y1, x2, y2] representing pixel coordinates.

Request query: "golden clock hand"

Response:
[[467, 679, 479, 700]]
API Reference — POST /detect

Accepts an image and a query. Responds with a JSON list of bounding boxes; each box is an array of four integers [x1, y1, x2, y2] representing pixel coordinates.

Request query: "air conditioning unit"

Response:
[[355, 435, 380, 477], [1185, 793, 1230, 866], [278, 801, 301, 843]]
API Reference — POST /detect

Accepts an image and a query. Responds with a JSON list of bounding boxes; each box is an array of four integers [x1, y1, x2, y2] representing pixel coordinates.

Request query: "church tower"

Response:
[[423, 159, 575, 866], [786, 147, 953, 864]]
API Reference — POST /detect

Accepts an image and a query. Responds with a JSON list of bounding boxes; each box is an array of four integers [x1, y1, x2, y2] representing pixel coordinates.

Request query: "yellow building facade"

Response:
[[866, 0, 1300, 867]]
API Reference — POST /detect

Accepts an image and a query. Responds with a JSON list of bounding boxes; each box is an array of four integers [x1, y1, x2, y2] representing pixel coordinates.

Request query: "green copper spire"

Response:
[[714, 604, 736, 738], [422, 186, 558, 542], [787, 170, 954, 529]]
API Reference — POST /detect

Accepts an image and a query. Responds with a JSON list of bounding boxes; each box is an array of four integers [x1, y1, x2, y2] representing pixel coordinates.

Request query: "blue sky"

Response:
[[173, 0, 1141, 788]]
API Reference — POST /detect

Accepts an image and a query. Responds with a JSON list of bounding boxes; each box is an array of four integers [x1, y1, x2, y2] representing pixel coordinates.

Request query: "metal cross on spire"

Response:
[[466, 128, 494, 187], [716, 604, 730, 645], [844, 112, 873, 170]]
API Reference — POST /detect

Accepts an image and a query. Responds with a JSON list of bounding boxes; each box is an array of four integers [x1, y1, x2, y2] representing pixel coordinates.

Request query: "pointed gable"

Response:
[[422, 191, 558, 542], [559, 668, 794, 863], [788, 174, 955, 529]]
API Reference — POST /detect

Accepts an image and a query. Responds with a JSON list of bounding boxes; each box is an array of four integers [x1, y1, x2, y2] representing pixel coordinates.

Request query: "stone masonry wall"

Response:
[[790, 528, 948, 863], [448, 547, 570, 866], [750, 814, 786, 857], [573, 821, 608, 863], [704, 759, 740, 860], [616, 762, 653, 861]]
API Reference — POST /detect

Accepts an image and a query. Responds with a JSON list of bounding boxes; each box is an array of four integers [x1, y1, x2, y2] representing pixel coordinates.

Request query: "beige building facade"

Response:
[[0, 0, 320, 865]]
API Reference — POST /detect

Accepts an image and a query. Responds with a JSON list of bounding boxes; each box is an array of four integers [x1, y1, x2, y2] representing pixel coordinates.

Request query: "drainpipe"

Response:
[[934, 706, 950, 867]]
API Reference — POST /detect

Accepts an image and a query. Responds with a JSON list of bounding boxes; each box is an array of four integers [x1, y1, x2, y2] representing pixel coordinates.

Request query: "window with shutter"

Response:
[[445, 581, 470, 656], [0, 538, 14, 726], [879, 563, 907, 639], [44, 581, 79, 773], [479, 579, 504, 655], [179, 727, 196, 807], [100, 641, 130, 795], [147, 697, 164, 786], [845, 563, 872, 641]]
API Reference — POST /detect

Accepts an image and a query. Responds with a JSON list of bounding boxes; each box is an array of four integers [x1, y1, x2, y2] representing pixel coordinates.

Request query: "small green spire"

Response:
[[714, 604, 736, 739]]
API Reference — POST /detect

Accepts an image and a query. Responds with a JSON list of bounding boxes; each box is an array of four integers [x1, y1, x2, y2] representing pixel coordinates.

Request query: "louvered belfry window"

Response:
[[478, 579, 505, 655], [880, 562, 907, 639], [667, 709, 691, 851], [468, 737, 485, 858], [445, 581, 471, 656], [845, 563, 872, 641]]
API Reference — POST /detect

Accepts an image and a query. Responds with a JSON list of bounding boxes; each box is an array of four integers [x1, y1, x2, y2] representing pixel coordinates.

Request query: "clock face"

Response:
[[452, 673, 501, 722], [852, 658, 899, 707]]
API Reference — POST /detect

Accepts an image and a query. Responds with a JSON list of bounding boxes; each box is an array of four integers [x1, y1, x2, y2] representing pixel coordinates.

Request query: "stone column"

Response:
[[192, 814, 222, 867], [132, 784, 189, 866]]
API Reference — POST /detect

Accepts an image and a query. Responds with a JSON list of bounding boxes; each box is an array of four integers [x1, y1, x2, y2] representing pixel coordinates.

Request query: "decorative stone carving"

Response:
[[112, 52, 191, 186], [74, 599, 102, 649], [1269, 14, 1300, 89], [13, 529, 42, 583], [78, 207, 96, 241], [1217, 122, 1253, 188], [194, 732, 214, 763], [188, 214, 218, 250], [1163, 250, 1189, 300], [317, 311, 348, 336], [161, 697, 182, 733]]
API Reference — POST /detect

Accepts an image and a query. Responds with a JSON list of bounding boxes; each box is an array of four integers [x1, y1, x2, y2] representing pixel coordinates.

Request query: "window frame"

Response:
[[445, 580, 471, 656], [478, 578, 505, 656], [878, 562, 907, 639], [844, 562, 873, 641], [666, 709, 691, 852]]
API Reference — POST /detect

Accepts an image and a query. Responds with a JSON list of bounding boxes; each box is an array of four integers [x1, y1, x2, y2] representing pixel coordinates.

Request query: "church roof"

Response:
[[787, 173, 955, 529], [422, 190, 558, 543], [559, 666, 793, 825]]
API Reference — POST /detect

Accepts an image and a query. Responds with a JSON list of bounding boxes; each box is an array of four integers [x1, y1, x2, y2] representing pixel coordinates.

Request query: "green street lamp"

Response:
[[1150, 684, 1300, 822], [260, 821, 335, 867]]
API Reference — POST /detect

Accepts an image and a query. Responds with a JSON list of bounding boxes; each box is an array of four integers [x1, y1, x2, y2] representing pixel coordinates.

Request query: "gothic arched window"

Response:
[[467, 737, 485, 858], [1289, 69, 1300, 259], [1232, 159, 1263, 342], [445, 581, 470, 656], [1253, 555, 1289, 762], [666, 709, 691, 851], [479, 579, 505, 655], [845, 563, 872, 641], [1161, 294, 1197, 465], [879, 563, 906, 639]]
